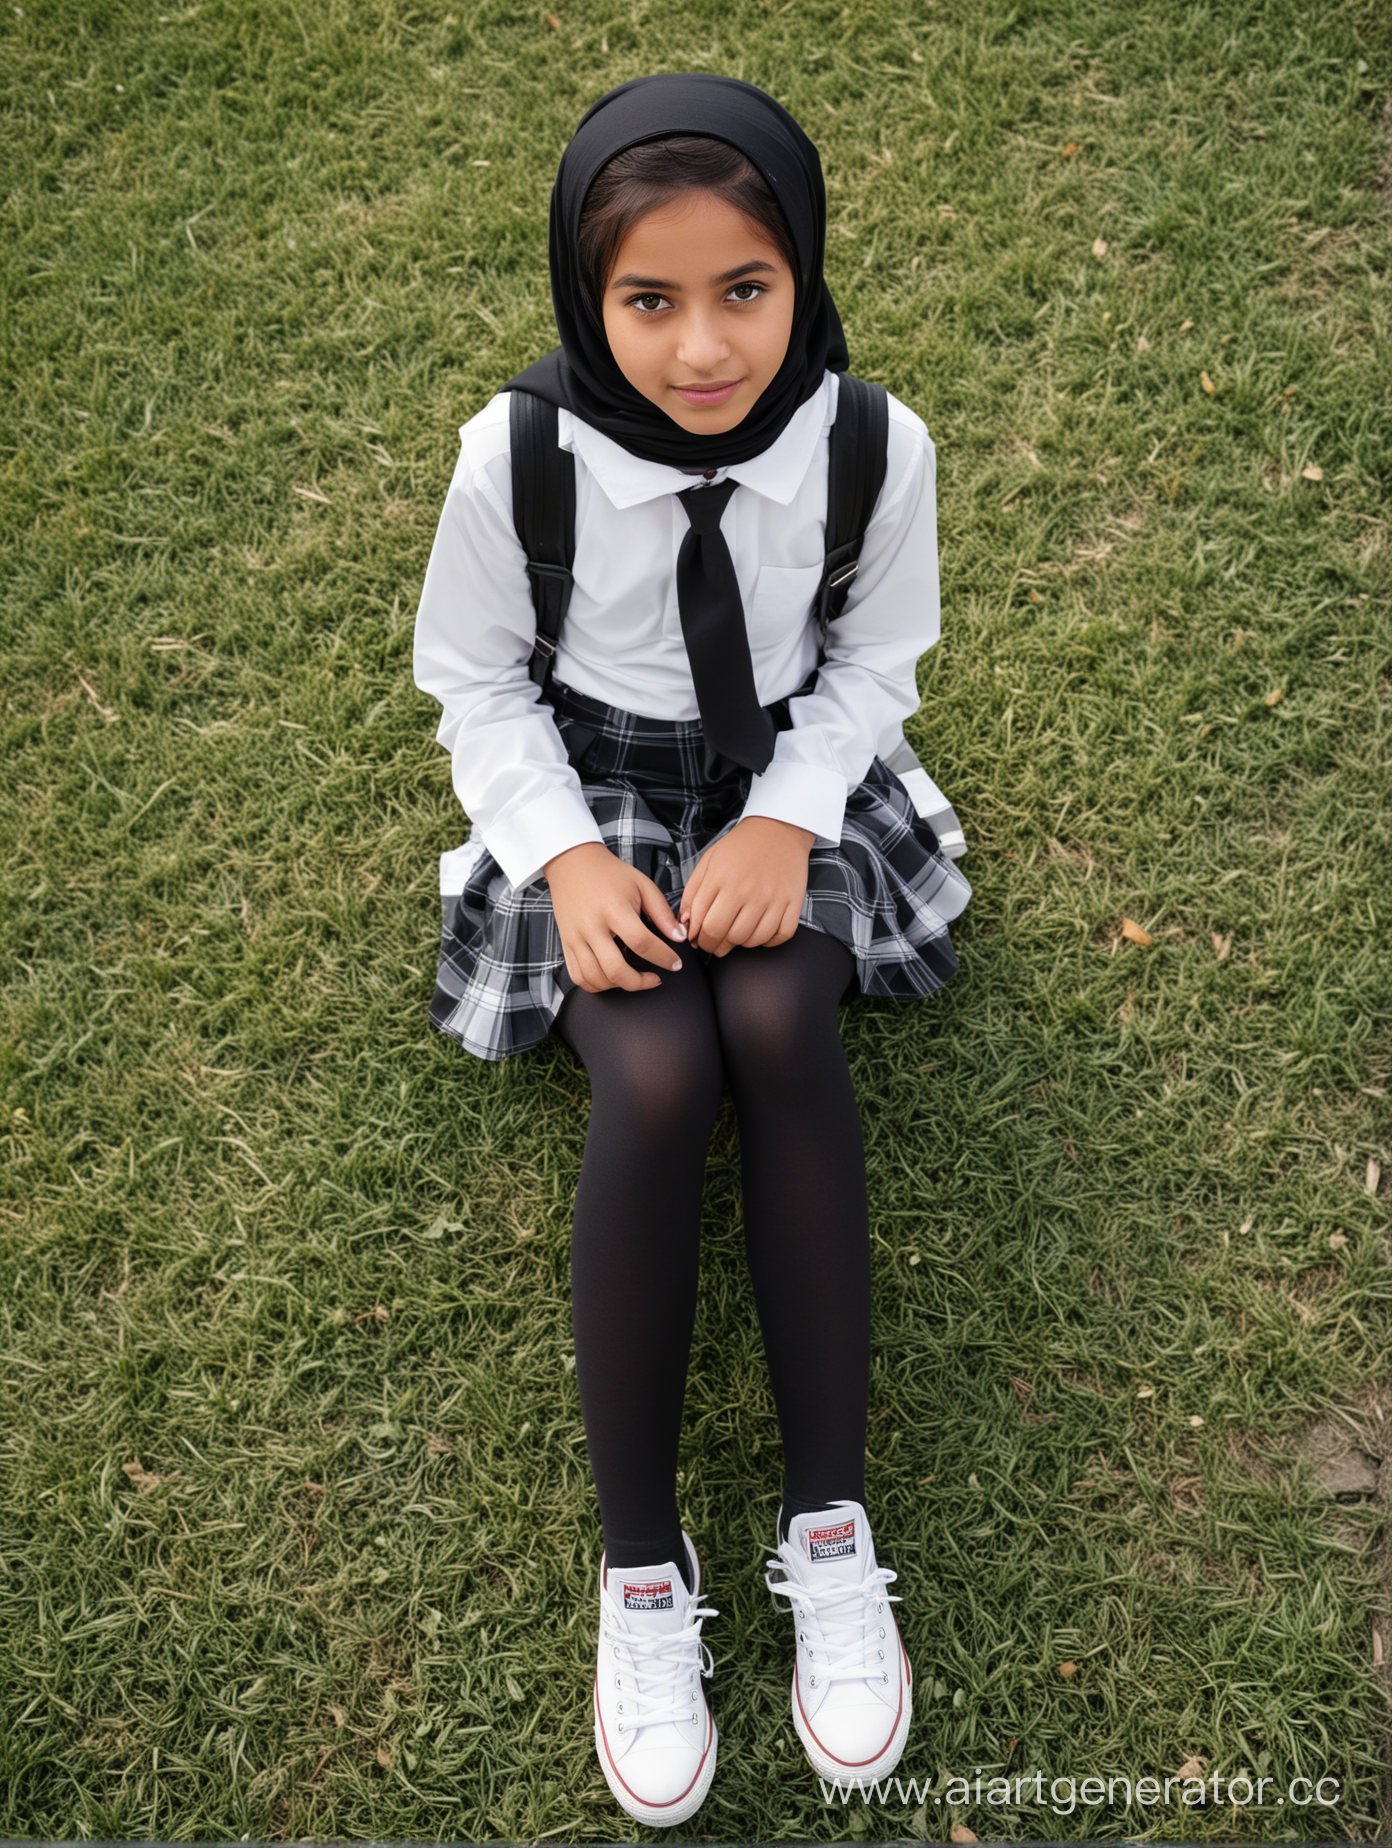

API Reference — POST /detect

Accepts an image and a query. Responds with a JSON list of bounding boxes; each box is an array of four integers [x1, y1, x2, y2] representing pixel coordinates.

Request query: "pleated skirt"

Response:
[[430, 679, 971, 1061]]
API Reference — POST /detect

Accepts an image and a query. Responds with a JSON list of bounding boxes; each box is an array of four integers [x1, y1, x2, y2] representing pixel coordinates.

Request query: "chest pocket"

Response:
[[746, 563, 824, 646]]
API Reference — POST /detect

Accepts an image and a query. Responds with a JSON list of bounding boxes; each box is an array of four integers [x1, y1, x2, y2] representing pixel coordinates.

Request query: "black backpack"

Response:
[[508, 375, 889, 693]]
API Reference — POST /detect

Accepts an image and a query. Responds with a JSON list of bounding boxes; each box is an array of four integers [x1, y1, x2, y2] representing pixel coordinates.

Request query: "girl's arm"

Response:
[[685, 394, 941, 953], [414, 397, 684, 991], [742, 394, 941, 845], [414, 397, 604, 892]]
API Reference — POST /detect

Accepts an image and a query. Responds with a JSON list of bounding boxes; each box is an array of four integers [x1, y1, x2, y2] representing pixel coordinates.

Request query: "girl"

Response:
[[413, 74, 970, 1827]]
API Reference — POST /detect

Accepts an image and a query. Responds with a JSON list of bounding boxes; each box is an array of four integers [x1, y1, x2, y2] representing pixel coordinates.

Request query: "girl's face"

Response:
[[601, 189, 795, 436]]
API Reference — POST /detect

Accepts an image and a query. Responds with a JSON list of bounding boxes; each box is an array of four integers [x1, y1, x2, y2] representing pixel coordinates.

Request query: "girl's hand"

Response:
[[544, 842, 687, 993], [681, 817, 814, 957]]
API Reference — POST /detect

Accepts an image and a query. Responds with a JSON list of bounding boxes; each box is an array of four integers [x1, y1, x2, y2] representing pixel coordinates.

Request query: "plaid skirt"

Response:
[[430, 680, 972, 1061]]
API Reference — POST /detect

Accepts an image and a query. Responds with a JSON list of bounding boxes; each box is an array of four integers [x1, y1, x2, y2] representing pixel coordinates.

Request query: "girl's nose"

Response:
[[675, 309, 732, 375]]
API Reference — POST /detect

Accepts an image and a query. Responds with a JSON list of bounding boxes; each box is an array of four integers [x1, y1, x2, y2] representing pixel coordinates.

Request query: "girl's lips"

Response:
[[673, 380, 742, 407]]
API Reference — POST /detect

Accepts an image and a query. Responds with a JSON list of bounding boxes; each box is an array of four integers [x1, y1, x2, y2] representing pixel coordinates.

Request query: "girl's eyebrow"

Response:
[[609, 259, 779, 291], [712, 259, 777, 285]]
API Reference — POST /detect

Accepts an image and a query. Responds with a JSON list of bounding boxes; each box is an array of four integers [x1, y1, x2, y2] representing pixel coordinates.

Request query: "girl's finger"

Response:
[[772, 902, 802, 946], [636, 876, 685, 942], [730, 902, 774, 950], [707, 899, 757, 958], [679, 857, 710, 929], [613, 910, 684, 973], [691, 887, 737, 952], [765, 902, 795, 947], [597, 935, 660, 992], [573, 944, 607, 993]]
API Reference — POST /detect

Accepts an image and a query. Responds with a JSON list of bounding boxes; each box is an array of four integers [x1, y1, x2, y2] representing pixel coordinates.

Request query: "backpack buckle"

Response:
[[532, 632, 558, 659], [827, 559, 859, 590], [526, 561, 573, 588]]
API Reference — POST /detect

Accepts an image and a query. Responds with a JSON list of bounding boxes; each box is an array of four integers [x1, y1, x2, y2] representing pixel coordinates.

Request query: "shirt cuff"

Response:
[[480, 786, 604, 892], [739, 760, 847, 847]]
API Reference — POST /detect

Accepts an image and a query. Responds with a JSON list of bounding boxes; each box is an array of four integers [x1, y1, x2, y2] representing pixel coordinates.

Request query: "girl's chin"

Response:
[[661, 392, 754, 434]]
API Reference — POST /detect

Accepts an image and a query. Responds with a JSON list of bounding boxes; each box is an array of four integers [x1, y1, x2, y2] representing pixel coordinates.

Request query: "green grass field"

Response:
[[3, 0, 1391, 1840]]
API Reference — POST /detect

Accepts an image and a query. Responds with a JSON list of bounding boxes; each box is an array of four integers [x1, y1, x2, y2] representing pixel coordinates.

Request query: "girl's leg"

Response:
[[706, 927, 869, 1535], [557, 944, 724, 1582]]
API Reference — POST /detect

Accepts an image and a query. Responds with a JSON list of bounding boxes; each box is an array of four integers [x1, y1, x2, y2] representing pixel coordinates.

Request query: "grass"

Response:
[[2, 0, 1391, 1839]]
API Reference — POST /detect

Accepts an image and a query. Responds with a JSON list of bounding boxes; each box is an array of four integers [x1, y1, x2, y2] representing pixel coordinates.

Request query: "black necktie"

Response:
[[676, 479, 776, 775]]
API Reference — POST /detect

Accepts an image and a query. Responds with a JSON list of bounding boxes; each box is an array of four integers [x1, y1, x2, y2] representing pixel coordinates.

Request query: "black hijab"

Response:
[[504, 73, 848, 470]]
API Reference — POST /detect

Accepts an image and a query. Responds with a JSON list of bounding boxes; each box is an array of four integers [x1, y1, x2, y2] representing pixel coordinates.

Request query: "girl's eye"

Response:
[[630, 292, 670, 313], [727, 282, 764, 303]]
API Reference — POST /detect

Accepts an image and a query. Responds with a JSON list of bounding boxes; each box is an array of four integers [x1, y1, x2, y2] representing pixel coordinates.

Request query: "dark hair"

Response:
[[577, 135, 798, 315]]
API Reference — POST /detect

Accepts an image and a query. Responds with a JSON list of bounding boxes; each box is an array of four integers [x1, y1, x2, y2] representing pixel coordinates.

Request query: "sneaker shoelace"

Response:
[[600, 1598, 718, 1732], [765, 1547, 901, 1688]]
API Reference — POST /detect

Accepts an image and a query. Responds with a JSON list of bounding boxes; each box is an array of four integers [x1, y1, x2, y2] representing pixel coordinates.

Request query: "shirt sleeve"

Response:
[[412, 399, 603, 891], [739, 399, 940, 846]]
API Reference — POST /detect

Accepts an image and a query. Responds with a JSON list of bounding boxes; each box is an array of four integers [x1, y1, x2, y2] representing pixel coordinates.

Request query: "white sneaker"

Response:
[[593, 1536, 718, 1827], [766, 1500, 911, 1780]]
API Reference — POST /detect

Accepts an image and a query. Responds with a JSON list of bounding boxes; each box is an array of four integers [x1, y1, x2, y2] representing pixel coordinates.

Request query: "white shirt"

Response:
[[413, 371, 941, 892]]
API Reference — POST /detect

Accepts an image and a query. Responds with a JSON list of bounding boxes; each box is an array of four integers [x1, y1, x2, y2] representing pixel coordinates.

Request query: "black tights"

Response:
[[557, 926, 870, 1578]]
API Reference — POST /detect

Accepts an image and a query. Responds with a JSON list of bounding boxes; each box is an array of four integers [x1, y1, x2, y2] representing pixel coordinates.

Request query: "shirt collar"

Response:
[[558, 372, 837, 511]]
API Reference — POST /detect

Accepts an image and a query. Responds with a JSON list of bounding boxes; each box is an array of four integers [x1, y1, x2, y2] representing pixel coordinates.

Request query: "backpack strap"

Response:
[[509, 390, 576, 691], [815, 373, 890, 634]]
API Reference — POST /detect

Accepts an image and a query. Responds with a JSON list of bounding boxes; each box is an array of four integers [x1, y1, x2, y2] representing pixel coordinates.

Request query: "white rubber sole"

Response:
[[593, 1698, 718, 1828], [787, 1624, 913, 1784]]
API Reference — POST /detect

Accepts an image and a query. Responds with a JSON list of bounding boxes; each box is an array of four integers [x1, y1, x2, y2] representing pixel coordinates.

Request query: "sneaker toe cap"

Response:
[[618, 1737, 710, 1808], [806, 1692, 902, 1768]]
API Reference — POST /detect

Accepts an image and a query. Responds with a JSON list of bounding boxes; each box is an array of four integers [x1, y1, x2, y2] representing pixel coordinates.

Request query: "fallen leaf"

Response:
[[1120, 917, 1153, 947], [1061, 141, 1081, 157], [1118, 989, 1135, 1024], [1091, 236, 1108, 258], [1058, 1661, 1078, 1678], [375, 1743, 392, 1769], [917, 1474, 936, 1484], [1367, 1158, 1382, 1196], [910, 48, 923, 61], [950, 1827, 978, 1843], [1200, 370, 1216, 395], [1374, 1629, 1384, 1667], [1211, 930, 1232, 959], [1239, 1215, 1254, 1235], [1137, 1383, 1155, 1399], [1136, 333, 1150, 352], [328, 1704, 348, 1727], [1329, 1230, 1349, 1250], [546, 10, 560, 25], [426, 1432, 454, 1455], [1263, 688, 1283, 707], [1028, 587, 1042, 603], [354, 1304, 390, 1323], [1301, 463, 1324, 481], [1188, 1414, 1205, 1427], [1178, 318, 1194, 333], [122, 1459, 166, 1494], [1176, 1756, 1209, 1781]]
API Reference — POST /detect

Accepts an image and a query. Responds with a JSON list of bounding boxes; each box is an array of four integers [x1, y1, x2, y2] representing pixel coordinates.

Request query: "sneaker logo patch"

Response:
[[805, 1518, 857, 1562], [623, 1578, 674, 1612]]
